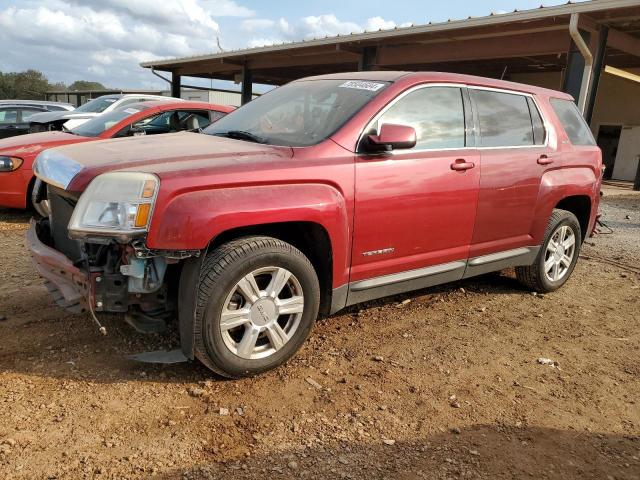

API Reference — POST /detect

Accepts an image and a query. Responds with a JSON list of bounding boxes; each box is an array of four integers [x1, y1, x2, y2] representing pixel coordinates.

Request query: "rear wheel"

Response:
[[194, 236, 320, 378], [516, 209, 581, 292]]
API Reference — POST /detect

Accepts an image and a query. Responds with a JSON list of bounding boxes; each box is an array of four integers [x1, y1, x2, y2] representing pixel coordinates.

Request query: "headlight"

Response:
[[0, 156, 23, 172], [68, 172, 159, 240]]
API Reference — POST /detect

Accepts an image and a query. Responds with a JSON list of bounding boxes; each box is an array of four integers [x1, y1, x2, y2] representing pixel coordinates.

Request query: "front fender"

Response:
[[147, 183, 351, 287]]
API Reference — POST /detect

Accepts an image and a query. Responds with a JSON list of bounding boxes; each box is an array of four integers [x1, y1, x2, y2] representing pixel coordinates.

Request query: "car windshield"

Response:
[[204, 79, 390, 147], [70, 106, 148, 137], [75, 96, 120, 113]]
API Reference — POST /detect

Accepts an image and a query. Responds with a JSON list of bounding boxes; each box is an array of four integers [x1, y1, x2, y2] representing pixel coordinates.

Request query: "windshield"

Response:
[[204, 79, 389, 147], [70, 106, 147, 137], [75, 96, 120, 113]]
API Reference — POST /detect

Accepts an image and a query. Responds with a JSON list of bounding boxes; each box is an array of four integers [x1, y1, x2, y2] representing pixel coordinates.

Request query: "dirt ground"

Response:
[[0, 186, 638, 480]]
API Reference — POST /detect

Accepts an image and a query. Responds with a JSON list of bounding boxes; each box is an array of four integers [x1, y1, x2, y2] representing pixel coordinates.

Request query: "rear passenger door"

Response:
[[468, 88, 552, 259]]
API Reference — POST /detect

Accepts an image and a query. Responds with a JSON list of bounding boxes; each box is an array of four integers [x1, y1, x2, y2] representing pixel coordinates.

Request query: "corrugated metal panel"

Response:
[[141, 0, 639, 69]]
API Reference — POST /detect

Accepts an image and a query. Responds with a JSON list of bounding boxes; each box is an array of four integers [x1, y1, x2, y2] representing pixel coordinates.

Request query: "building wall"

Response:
[[590, 71, 640, 133], [167, 89, 259, 107]]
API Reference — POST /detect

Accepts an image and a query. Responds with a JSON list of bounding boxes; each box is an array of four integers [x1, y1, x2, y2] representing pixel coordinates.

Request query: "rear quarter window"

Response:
[[549, 98, 595, 146]]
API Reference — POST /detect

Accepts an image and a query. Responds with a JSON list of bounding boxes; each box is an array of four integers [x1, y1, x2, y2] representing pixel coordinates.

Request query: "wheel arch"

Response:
[[554, 195, 591, 241], [208, 221, 334, 317]]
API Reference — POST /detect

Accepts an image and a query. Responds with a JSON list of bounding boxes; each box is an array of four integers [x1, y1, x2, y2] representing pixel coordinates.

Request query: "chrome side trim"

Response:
[[350, 260, 466, 292], [464, 246, 540, 279], [340, 246, 542, 311], [467, 247, 533, 266]]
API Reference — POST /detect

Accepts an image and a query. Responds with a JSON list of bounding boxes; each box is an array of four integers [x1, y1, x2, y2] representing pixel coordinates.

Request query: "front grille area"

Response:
[[47, 185, 84, 264]]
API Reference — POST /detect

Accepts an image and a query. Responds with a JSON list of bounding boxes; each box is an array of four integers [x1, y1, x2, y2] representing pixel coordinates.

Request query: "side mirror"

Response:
[[365, 123, 416, 152]]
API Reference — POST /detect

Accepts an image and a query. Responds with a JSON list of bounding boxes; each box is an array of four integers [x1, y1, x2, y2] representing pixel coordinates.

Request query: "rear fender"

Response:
[[531, 167, 597, 243]]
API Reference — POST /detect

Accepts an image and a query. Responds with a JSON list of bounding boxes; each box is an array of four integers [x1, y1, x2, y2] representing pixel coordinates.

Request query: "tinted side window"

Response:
[[20, 108, 46, 122], [0, 108, 18, 123], [527, 97, 545, 146], [375, 86, 466, 150], [550, 98, 595, 146], [472, 90, 533, 147]]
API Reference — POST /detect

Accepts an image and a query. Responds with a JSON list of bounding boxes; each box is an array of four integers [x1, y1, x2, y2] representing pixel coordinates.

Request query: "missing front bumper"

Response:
[[26, 219, 89, 313]]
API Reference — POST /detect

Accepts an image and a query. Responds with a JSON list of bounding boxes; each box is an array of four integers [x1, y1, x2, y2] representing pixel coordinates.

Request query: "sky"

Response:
[[0, 0, 585, 91]]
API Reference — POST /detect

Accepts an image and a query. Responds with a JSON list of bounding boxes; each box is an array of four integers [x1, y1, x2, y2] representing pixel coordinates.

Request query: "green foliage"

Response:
[[0, 70, 107, 100], [67, 80, 106, 91], [0, 69, 51, 100]]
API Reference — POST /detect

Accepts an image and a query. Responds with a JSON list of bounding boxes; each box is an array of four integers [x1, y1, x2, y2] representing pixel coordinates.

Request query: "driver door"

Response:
[[350, 85, 480, 301]]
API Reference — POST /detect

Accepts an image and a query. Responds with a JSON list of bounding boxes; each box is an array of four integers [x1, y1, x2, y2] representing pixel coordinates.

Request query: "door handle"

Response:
[[450, 159, 475, 171], [537, 154, 554, 165]]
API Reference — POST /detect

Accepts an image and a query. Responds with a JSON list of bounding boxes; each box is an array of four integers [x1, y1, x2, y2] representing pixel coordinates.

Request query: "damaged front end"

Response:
[[28, 176, 199, 357]]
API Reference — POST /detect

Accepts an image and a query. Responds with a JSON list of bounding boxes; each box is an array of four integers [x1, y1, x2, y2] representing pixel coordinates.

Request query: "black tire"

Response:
[[516, 209, 582, 293], [30, 178, 49, 217], [193, 236, 320, 378]]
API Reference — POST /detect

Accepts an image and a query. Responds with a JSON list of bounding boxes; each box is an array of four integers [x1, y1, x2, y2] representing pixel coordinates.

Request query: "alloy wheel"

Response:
[[219, 266, 305, 360], [543, 225, 576, 283]]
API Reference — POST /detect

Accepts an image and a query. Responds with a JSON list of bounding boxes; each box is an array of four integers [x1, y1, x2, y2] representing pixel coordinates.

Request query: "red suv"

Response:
[[27, 72, 602, 378]]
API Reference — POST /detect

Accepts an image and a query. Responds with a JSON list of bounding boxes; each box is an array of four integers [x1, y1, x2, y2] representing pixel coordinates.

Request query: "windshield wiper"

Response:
[[218, 130, 268, 144]]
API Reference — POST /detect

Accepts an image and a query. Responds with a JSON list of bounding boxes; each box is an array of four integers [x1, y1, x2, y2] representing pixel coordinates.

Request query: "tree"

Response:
[[0, 70, 108, 100], [68, 80, 106, 91], [0, 69, 50, 100]]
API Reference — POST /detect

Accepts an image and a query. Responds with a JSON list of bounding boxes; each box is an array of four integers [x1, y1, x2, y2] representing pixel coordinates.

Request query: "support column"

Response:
[[358, 46, 378, 71], [585, 26, 608, 124], [171, 72, 181, 98], [562, 30, 592, 110], [241, 65, 253, 105]]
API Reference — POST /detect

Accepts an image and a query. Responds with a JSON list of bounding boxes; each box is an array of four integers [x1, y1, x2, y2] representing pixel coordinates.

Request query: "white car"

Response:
[[28, 94, 178, 132]]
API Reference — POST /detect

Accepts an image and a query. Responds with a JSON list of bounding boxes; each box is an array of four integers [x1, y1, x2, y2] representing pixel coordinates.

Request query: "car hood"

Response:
[[28, 111, 97, 124], [34, 132, 294, 191], [0, 131, 91, 157]]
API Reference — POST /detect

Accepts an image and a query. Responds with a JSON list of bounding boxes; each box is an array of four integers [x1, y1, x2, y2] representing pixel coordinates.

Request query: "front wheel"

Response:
[[516, 209, 582, 293], [30, 178, 50, 217], [194, 236, 320, 378]]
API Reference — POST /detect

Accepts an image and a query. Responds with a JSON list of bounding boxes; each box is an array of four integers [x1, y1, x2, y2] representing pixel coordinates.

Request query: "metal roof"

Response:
[[141, 0, 640, 69]]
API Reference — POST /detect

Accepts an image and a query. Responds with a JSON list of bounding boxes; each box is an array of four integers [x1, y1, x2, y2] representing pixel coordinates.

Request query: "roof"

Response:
[[140, 0, 640, 85], [0, 99, 73, 107], [300, 71, 411, 82], [296, 71, 574, 97]]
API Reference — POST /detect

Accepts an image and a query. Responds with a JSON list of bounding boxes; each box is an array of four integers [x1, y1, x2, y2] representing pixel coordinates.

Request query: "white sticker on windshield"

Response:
[[339, 80, 385, 92], [123, 108, 140, 114], [104, 98, 117, 103]]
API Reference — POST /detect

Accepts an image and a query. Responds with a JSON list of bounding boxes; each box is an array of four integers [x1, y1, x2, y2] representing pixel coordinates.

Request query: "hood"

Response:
[[34, 132, 294, 191], [0, 131, 91, 157], [28, 111, 97, 124]]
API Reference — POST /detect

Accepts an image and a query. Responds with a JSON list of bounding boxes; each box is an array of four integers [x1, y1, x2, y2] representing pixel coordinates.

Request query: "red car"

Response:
[[0, 100, 233, 212], [28, 72, 602, 378]]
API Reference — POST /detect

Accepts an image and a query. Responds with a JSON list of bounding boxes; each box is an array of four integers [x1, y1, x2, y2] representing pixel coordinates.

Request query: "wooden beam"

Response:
[[377, 30, 570, 66], [608, 28, 640, 57], [247, 52, 358, 70]]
